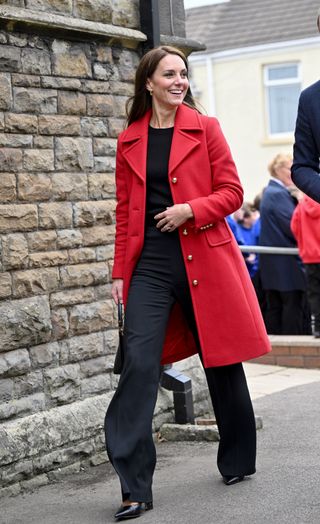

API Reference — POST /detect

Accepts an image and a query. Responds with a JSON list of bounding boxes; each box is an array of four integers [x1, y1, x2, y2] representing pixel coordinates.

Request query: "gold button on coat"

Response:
[[171, 177, 177, 184], [187, 255, 193, 261], [192, 279, 198, 286], [182, 228, 188, 236]]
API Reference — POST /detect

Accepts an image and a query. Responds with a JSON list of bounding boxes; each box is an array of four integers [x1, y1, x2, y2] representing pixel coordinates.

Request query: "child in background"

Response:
[[235, 203, 259, 279], [291, 195, 320, 337]]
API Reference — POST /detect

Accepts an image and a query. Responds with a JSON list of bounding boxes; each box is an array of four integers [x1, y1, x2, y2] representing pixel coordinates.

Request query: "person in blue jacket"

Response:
[[235, 203, 259, 279], [226, 214, 244, 245], [291, 10, 320, 203]]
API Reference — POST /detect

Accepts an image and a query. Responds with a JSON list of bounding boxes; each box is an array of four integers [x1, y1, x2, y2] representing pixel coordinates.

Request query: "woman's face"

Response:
[[146, 54, 189, 110]]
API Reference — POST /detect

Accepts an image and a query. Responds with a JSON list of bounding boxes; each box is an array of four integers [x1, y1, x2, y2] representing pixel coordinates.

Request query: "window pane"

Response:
[[268, 65, 298, 81], [268, 84, 300, 134]]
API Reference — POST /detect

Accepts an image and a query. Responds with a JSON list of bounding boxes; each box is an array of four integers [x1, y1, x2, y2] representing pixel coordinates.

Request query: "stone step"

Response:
[[159, 416, 263, 442]]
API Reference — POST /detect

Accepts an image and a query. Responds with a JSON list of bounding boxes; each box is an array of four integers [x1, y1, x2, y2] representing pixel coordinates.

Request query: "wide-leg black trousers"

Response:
[[105, 226, 256, 503]]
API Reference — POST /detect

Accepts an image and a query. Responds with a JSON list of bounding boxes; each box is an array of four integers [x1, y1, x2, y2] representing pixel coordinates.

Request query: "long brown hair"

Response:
[[126, 45, 199, 127]]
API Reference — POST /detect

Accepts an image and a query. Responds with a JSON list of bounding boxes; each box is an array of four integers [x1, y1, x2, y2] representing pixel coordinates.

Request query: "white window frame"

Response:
[[264, 62, 301, 139]]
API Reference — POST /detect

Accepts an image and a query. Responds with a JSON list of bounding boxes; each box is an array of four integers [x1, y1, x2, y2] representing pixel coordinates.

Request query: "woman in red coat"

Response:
[[105, 46, 270, 521]]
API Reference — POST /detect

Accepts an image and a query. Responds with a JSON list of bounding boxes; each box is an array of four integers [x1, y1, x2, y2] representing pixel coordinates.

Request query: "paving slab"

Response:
[[244, 362, 320, 399]]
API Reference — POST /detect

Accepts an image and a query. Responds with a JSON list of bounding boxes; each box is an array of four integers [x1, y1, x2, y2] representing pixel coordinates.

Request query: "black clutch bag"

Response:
[[113, 302, 124, 375]]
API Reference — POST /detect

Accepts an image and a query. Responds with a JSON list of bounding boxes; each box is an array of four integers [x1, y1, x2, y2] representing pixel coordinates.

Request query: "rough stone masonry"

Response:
[[0, 0, 210, 497]]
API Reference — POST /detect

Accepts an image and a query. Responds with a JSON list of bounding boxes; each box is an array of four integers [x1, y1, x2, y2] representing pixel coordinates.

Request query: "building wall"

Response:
[[190, 43, 320, 201]]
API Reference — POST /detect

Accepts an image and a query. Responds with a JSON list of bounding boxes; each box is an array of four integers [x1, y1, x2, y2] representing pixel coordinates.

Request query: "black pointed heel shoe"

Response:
[[222, 475, 245, 486], [114, 501, 153, 520]]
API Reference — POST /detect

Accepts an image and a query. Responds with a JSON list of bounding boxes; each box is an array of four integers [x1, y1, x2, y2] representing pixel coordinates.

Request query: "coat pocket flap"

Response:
[[204, 219, 232, 247]]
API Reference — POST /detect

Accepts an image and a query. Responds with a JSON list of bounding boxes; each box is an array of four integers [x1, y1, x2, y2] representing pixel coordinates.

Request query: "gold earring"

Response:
[[148, 89, 153, 96]]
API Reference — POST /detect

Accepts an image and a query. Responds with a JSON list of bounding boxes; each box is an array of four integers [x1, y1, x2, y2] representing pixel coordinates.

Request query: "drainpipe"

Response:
[[140, 0, 161, 51]]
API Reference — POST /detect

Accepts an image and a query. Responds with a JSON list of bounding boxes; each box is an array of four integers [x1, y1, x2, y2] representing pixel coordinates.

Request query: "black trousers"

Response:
[[264, 289, 310, 335], [251, 270, 267, 321], [105, 226, 256, 503], [306, 264, 320, 332]]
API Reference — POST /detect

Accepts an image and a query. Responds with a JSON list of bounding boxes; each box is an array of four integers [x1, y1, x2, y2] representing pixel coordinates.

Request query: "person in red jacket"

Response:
[[291, 195, 320, 337]]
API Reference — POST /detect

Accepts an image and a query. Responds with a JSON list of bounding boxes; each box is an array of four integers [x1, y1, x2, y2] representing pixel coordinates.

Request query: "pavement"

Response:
[[2, 362, 320, 524]]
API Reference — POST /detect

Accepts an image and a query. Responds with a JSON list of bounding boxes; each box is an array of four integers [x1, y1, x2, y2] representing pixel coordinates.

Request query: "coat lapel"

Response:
[[121, 104, 204, 181], [121, 111, 150, 182], [169, 105, 203, 174]]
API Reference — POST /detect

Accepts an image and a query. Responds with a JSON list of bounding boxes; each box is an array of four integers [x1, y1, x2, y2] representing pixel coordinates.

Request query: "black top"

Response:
[[145, 126, 174, 224]]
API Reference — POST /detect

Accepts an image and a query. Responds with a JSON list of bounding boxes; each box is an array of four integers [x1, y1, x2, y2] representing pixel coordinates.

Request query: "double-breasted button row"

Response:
[[200, 223, 213, 231], [187, 255, 197, 285]]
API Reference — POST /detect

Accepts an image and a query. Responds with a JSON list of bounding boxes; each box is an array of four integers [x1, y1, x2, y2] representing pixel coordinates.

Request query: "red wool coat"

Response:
[[112, 104, 271, 367]]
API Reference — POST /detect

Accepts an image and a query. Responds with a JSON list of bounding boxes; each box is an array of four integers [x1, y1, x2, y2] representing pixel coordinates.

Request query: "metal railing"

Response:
[[239, 245, 299, 255]]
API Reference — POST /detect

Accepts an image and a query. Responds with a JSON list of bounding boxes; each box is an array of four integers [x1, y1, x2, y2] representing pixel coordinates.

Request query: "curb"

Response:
[[160, 416, 263, 442]]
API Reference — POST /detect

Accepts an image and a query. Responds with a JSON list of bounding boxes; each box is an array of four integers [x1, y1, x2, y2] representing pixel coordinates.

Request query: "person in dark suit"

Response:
[[259, 154, 308, 334], [291, 11, 320, 203]]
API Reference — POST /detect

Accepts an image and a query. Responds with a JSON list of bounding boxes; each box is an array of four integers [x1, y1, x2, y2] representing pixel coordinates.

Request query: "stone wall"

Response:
[[0, 0, 141, 495], [0, 3, 142, 423], [0, 0, 210, 497], [2, 0, 140, 28]]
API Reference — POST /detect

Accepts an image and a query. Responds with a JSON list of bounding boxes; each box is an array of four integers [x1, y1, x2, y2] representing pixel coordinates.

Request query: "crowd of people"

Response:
[[229, 152, 320, 337]]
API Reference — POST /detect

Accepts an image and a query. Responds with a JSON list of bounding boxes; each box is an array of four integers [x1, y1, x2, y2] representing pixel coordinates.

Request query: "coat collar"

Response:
[[269, 179, 289, 193], [120, 104, 203, 181]]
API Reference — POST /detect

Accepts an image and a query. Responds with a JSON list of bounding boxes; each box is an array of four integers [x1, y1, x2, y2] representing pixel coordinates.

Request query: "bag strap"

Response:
[[118, 302, 124, 335]]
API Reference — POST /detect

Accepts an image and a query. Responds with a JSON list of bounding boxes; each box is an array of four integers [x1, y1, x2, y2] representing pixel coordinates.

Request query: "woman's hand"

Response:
[[245, 254, 257, 265], [154, 203, 193, 232], [112, 279, 123, 304]]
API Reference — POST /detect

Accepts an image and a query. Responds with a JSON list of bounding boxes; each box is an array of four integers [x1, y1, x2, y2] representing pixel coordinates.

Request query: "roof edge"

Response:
[[188, 36, 320, 62]]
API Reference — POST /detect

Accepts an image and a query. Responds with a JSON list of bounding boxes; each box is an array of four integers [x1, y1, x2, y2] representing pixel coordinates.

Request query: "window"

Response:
[[264, 63, 301, 137]]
